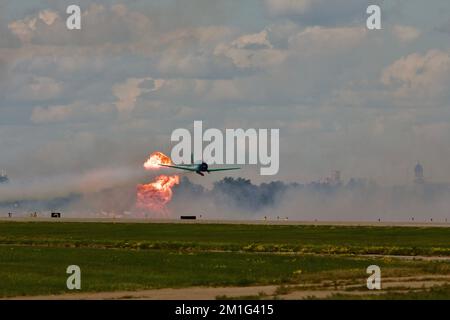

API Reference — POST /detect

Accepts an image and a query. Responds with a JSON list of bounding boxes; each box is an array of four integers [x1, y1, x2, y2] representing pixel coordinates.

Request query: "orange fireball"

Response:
[[137, 151, 180, 217], [136, 175, 180, 214], [143, 151, 172, 170]]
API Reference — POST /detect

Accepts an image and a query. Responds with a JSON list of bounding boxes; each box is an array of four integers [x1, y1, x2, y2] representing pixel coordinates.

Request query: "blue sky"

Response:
[[1, 0, 450, 194]]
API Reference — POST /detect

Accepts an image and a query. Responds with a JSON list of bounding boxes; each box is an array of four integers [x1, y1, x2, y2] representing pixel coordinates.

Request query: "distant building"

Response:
[[414, 162, 424, 185], [319, 170, 342, 186], [334, 170, 342, 185], [0, 170, 8, 184]]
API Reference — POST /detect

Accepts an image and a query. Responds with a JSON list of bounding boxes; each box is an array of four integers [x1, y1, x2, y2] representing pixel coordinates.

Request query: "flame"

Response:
[[137, 151, 179, 217], [143, 151, 172, 170], [136, 175, 180, 215]]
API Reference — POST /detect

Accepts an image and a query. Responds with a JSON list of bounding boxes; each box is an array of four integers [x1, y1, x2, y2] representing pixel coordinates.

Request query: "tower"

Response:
[[414, 162, 424, 185], [0, 170, 8, 184]]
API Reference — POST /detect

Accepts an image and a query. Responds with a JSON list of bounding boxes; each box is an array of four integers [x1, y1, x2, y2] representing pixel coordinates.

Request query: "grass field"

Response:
[[1, 221, 450, 255], [1, 221, 450, 299]]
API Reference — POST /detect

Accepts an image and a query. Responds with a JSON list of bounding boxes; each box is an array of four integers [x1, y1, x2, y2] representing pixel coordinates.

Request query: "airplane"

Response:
[[160, 154, 240, 176]]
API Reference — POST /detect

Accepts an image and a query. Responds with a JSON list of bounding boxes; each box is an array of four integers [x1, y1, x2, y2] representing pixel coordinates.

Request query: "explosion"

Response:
[[143, 151, 172, 170], [136, 174, 180, 214], [136, 151, 180, 217]]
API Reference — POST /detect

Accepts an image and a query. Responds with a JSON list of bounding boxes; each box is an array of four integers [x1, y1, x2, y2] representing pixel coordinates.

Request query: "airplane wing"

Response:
[[159, 164, 198, 172], [207, 167, 241, 172]]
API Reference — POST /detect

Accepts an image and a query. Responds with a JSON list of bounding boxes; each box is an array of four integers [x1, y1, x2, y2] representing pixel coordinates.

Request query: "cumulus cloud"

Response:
[[215, 30, 287, 69], [8, 9, 61, 44], [157, 25, 370, 107], [155, 26, 240, 79], [8, 4, 152, 46], [113, 78, 166, 112], [8, 18, 37, 43], [381, 49, 450, 103], [38, 10, 59, 26], [231, 30, 273, 50]]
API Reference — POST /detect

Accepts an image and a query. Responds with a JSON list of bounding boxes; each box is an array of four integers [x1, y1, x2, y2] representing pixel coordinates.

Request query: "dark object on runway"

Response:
[[51, 212, 61, 218], [180, 216, 196, 220]]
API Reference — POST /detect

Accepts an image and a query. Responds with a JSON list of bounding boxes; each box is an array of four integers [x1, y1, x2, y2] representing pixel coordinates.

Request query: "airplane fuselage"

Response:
[[159, 157, 240, 176], [175, 162, 209, 176], [195, 162, 209, 176]]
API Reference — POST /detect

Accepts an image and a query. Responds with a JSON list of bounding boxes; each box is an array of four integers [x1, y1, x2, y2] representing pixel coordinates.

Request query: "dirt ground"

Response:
[[6, 275, 450, 300]]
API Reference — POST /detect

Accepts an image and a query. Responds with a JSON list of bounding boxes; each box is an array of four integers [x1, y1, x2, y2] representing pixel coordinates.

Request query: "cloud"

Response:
[[38, 10, 59, 26], [154, 25, 369, 107], [113, 78, 164, 112], [288, 26, 367, 52], [8, 17, 37, 43], [215, 30, 287, 69], [381, 49, 450, 103], [231, 30, 273, 50], [8, 4, 152, 46], [265, 0, 372, 26], [8, 9, 60, 43], [155, 26, 240, 79]]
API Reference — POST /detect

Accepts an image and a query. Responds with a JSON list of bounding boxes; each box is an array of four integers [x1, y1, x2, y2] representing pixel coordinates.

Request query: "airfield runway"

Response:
[[1, 217, 450, 227]]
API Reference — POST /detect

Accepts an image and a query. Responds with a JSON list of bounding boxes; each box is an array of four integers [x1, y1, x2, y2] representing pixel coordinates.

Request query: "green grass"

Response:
[[0, 246, 444, 298], [1, 221, 450, 298], [1, 222, 450, 256]]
